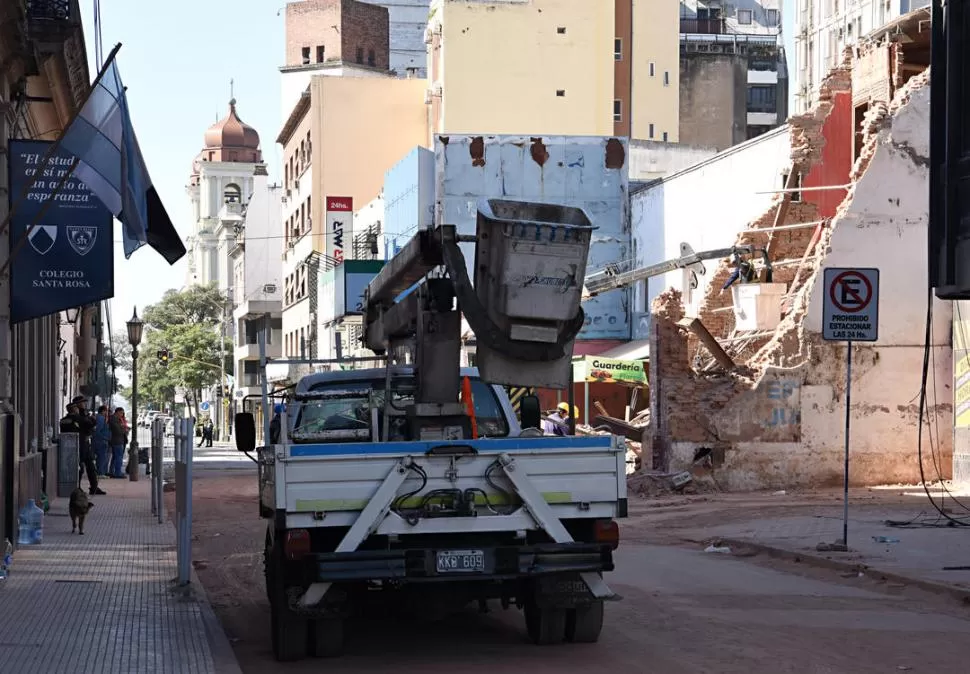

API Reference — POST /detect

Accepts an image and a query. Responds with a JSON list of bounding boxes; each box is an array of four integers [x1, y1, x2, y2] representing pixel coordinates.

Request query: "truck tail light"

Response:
[[594, 519, 619, 550], [284, 529, 311, 560]]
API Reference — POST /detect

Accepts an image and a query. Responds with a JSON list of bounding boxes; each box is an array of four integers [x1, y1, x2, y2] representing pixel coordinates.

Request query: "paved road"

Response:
[[185, 475, 970, 674]]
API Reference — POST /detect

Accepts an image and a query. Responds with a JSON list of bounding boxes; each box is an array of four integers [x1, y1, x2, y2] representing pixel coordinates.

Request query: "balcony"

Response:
[[680, 18, 726, 35], [26, 0, 81, 47]]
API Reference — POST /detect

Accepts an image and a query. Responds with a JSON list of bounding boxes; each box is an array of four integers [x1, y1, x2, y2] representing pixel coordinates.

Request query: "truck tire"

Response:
[[309, 618, 345, 658], [565, 600, 604, 643], [524, 603, 567, 645], [268, 544, 308, 662]]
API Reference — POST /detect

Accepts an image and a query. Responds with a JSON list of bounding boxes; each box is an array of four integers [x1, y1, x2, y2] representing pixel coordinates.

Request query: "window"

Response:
[[557, 26, 566, 34], [368, 49, 376, 67], [766, 8, 779, 26], [662, 131, 669, 142], [614, 38, 622, 60], [649, 62, 655, 77], [556, 89, 566, 97], [648, 123, 655, 139], [664, 71, 670, 86], [747, 84, 778, 113], [316, 45, 325, 62], [294, 378, 510, 443], [356, 46, 364, 64], [613, 99, 622, 122], [737, 9, 752, 24], [224, 183, 241, 204], [301, 47, 310, 65]]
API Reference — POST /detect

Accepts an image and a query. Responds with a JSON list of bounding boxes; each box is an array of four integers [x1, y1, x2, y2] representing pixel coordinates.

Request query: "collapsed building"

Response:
[[633, 8, 948, 490]]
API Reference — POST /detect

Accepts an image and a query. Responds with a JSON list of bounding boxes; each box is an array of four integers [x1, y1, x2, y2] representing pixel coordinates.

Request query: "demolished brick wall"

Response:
[[647, 45, 945, 488]]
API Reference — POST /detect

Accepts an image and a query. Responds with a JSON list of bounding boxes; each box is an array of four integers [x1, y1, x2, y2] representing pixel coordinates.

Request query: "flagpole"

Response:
[[0, 42, 122, 240]]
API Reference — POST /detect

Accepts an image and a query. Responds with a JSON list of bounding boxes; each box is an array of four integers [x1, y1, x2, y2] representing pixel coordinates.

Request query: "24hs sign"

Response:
[[822, 268, 880, 342]]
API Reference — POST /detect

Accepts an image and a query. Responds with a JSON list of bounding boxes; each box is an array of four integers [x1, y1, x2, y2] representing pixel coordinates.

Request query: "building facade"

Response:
[[230, 166, 284, 424], [0, 2, 95, 543], [280, 0, 393, 121], [277, 75, 428, 370], [792, 0, 930, 113], [679, 0, 788, 150], [616, 0, 681, 142], [427, 0, 617, 139], [360, 0, 432, 77]]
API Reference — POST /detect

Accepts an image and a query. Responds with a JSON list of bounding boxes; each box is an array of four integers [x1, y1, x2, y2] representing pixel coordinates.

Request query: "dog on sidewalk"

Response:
[[69, 487, 94, 535]]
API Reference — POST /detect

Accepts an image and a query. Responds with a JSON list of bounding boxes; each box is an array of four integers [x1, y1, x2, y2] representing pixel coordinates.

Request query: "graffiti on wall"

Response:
[[764, 379, 801, 428]]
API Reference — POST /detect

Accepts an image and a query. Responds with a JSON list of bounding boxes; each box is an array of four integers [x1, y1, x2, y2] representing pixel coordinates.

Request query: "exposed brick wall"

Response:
[[647, 58, 857, 472], [284, 0, 389, 71], [341, 0, 390, 71]]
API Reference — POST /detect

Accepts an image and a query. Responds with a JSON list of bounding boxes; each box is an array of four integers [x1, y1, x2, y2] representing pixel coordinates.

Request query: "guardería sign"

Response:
[[577, 356, 647, 385], [822, 267, 879, 342], [9, 140, 114, 323]]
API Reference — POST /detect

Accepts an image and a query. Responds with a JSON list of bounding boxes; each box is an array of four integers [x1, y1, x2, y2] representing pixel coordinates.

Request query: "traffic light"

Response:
[[157, 349, 169, 367]]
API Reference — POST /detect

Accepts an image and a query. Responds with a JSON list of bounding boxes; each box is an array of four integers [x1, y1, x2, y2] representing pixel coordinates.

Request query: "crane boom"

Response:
[[583, 243, 767, 298]]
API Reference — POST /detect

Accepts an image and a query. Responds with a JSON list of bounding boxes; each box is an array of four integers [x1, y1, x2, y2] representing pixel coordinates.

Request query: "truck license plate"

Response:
[[435, 549, 485, 573]]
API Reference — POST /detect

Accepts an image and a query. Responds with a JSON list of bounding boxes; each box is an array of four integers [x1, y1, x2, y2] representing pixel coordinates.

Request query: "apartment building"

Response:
[[792, 0, 930, 113], [426, 0, 679, 142], [679, 0, 789, 150]]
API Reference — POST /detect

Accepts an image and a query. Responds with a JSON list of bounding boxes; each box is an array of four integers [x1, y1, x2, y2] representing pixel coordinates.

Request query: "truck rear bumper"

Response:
[[307, 542, 614, 583]]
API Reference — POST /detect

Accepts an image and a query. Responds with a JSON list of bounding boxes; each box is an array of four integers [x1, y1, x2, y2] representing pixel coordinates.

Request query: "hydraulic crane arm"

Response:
[[583, 243, 770, 298]]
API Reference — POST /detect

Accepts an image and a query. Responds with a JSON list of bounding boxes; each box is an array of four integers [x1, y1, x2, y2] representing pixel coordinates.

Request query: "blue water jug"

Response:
[[26, 499, 43, 544], [17, 506, 30, 545]]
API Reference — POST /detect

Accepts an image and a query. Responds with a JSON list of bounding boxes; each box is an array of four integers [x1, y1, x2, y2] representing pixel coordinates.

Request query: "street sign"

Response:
[[200, 401, 211, 412], [822, 268, 880, 342]]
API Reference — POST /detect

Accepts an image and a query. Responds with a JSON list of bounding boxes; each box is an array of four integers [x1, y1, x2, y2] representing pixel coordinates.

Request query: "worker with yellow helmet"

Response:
[[542, 401, 579, 436]]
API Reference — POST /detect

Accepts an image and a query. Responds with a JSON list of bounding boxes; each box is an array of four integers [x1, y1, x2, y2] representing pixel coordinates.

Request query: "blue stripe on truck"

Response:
[[288, 435, 613, 457]]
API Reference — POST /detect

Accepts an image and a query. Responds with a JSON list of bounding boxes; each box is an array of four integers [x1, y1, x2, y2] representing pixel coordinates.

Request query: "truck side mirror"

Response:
[[234, 412, 256, 453], [519, 394, 541, 430]]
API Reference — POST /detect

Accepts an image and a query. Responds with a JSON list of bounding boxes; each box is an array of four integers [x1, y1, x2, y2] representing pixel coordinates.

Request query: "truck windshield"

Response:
[[290, 377, 509, 442]]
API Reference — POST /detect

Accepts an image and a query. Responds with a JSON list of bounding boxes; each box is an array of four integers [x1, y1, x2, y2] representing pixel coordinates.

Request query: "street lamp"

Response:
[[126, 307, 144, 482]]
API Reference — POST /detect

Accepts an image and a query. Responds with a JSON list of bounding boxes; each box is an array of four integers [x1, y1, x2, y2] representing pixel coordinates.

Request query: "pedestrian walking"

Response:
[[204, 418, 214, 447], [108, 407, 128, 478]]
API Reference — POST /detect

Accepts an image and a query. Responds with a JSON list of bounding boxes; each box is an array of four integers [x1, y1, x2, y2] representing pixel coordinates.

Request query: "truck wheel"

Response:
[[268, 545, 308, 662], [524, 603, 567, 645], [565, 600, 604, 643], [309, 618, 345, 658]]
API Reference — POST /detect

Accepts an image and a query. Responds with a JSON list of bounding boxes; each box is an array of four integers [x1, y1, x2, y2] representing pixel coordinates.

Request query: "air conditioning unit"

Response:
[[424, 26, 433, 44], [294, 179, 300, 189], [287, 240, 296, 250], [263, 283, 278, 294], [433, 83, 443, 97], [286, 189, 292, 197], [424, 89, 433, 105]]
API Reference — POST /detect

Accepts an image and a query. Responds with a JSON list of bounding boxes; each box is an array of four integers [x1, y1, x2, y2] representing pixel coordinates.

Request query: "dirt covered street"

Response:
[[177, 472, 970, 673]]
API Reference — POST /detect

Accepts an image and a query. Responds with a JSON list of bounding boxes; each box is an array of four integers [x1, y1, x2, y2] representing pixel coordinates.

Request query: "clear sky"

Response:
[[78, 0, 284, 332]]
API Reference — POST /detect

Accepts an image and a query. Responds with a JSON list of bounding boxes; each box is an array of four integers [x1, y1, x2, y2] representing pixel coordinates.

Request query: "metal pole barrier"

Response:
[[176, 418, 188, 585], [155, 420, 163, 524], [150, 422, 157, 516], [185, 417, 194, 582]]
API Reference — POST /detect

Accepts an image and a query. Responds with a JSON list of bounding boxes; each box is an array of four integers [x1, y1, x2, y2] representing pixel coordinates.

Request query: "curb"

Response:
[[189, 565, 245, 674], [719, 537, 970, 604]]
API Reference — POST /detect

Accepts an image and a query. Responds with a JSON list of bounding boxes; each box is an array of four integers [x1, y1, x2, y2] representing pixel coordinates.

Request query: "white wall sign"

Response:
[[326, 196, 353, 264], [822, 267, 880, 342]]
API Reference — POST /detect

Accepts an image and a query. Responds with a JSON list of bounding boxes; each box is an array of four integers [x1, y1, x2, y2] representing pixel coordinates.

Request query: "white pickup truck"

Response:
[[236, 366, 627, 661]]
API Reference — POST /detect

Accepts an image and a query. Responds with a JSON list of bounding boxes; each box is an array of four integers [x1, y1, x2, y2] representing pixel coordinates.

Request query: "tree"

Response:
[[135, 284, 233, 418], [109, 331, 133, 372], [143, 283, 227, 330]]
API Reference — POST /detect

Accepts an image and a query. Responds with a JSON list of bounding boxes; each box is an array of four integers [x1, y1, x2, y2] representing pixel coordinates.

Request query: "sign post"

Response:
[[822, 268, 880, 548]]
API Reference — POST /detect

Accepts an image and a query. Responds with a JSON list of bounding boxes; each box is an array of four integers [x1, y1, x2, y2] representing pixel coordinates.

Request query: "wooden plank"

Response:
[[676, 317, 736, 370]]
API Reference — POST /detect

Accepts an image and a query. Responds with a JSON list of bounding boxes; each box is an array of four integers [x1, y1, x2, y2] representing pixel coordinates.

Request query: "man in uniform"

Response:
[[71, 395, 104, 495]]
